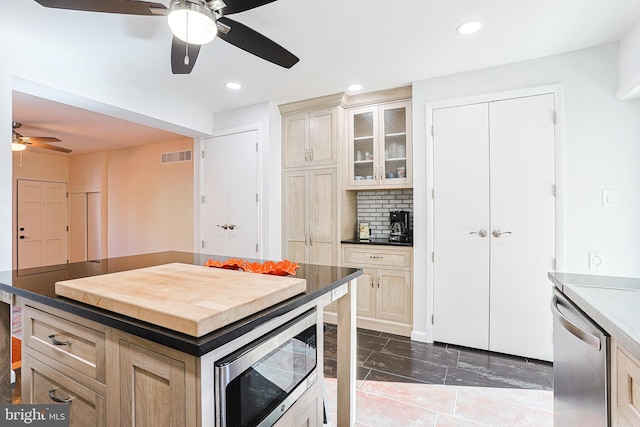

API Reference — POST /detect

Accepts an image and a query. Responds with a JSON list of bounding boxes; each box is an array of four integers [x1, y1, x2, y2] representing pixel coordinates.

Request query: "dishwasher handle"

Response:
[[551, 296, 601, 351]]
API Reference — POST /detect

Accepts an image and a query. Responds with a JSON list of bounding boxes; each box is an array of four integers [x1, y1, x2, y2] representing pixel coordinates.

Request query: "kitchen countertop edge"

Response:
[[341, 238, 413, 247]]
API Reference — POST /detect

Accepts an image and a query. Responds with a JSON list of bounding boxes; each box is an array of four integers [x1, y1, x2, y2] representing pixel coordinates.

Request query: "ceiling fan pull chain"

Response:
[[184, 8, 190, 65]]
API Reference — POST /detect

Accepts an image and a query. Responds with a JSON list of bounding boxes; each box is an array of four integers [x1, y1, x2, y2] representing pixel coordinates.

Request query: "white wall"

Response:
[[411, 42, 640, 338], [0, 43, 12, 271], [618, 19, 640, 98], [207, 102, 283, 260]]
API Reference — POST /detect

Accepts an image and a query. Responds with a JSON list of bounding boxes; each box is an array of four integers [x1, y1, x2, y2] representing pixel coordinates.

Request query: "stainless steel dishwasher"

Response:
[[551, 288, 609, 426]]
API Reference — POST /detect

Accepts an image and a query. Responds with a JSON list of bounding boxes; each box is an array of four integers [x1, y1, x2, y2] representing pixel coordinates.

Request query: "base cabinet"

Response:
[[119, 338, 196, 427], [612, 339, 640, 426], [327, 245, 412, 336], [22, 354, 106, 427], [273, 379, 320, 427]]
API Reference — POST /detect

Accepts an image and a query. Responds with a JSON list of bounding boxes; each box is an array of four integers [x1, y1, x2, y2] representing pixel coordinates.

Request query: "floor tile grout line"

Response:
[[456, 387, 554, 413]]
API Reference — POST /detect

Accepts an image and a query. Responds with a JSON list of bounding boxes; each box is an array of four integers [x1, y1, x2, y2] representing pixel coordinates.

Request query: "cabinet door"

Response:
[[284, 171, 310, 263], [309, 168, 337, 266], [348, 106, 378, 186], [308, 108, 338, 167], [488, 93, 555, 361], [433, 102, 491, 350], [23, 354, 106, 427], [379, 101, 412, 186], [356, 268, 376, 319], [376, 269, 411, 324], [119, 340, 189, 427], [284, 112, 310, 169]]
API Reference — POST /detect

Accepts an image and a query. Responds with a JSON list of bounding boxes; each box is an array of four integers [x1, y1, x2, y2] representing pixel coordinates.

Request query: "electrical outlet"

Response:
[[589, 252, 604, 270]]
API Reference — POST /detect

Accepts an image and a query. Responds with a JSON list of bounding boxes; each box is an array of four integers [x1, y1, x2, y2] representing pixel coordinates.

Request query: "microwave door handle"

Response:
[[551, 296, 601, 351]]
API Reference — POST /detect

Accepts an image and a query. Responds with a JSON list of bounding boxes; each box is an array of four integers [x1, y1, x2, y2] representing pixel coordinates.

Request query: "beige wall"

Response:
[[107, 138, 194, 257], [12, 138, 195, 266], [12, 150, 69, 268]]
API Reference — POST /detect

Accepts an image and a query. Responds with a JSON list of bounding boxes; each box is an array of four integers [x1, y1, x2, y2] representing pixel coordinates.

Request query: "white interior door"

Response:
[[17, 180, 69, 269], [433, 103, 491, 350], [87, 192, 101, 261], [202, 131, 259, 259], [432, 94, 556, 361], [488, 94, 555, 361]]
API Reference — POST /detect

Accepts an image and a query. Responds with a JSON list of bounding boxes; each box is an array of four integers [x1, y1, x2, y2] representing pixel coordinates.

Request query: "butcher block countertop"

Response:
[[55, 263, 308, 337], [0, 252, 361, 356]]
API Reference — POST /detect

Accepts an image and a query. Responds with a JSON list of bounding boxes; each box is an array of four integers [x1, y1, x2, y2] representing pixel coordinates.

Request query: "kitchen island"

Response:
[[0, 251, 361, 426]]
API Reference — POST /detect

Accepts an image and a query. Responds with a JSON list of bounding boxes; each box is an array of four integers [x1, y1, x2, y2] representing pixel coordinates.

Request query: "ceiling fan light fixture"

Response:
[[168, 0, 217, 45], [11, 142, 26, 152]]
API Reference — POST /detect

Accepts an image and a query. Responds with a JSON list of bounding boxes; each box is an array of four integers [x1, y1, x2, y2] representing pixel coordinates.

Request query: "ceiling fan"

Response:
[[32, 0, 300, 74], [11, 122, 72, 153]]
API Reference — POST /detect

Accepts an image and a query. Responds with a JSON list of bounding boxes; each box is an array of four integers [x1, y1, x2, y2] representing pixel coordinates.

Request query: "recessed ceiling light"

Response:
[[225, 82, 242, 90], [456, 20, 483, 35], [347, 84, 363, 92]]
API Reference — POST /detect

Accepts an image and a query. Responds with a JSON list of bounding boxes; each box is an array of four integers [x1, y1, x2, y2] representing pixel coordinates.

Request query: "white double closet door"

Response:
[[433, 93, 555, 362]]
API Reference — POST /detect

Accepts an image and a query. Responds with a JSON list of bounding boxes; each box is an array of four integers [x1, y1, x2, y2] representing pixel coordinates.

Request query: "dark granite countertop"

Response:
[[549, 272, 640, 361], [0, 251, 361, 357], [341, 237, 413, 247]]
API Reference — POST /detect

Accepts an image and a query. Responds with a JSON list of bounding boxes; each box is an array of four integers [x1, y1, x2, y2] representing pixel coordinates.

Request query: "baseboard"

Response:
[[410, 330, 428, 343]]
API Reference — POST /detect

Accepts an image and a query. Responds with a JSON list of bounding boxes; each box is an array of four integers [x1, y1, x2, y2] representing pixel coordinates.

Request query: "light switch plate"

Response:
[[602, 189, 618, 207]]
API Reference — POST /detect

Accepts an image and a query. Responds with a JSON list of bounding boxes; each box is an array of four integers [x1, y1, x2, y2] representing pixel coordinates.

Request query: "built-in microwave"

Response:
[[214, 308, 318, 427]]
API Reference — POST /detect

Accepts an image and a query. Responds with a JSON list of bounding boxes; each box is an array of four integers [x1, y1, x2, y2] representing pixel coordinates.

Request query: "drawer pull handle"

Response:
[[48, 334, 72, 346], [48, 389, 74, 404], [369, 255, 383, 259]]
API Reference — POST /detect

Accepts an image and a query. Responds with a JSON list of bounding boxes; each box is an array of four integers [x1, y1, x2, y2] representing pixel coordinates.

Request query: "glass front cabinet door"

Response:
[[348, 100, 412, 188]]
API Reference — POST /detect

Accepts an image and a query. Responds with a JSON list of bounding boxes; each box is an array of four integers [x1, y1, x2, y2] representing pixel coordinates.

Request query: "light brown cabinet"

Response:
[[23, 354, 106, 427], [339, 245, 413, 336], [612, 339, 640, 426], [284, 168, 338, 266], [347, 100, 412, 189], [19, 297, 196, 427], [119, 337, 196, 427], [283, 108, 339, 169]]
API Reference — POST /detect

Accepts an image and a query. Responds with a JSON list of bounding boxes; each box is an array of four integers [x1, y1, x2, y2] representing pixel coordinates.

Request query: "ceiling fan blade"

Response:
[[33, 0, 167, 15], [171, 37, 201, 74], [27, 140, 72, 154], [216, 17, 299, 69], [22, 137, 62, 144], [217, 0, 277, 15]]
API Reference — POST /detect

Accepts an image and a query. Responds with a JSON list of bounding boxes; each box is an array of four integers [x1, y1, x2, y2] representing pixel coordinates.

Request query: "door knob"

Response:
[[469, 229, 488, 237], [492, 229, 512, 237], [217, 224, 228, 229], [228, 224, 236, 230]]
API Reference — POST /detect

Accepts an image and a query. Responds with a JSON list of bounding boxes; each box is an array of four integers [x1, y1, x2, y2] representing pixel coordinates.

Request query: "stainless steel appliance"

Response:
[[551, 288, 609, 426], [389, 210, 410, 242], [215, 309, 318, 427]]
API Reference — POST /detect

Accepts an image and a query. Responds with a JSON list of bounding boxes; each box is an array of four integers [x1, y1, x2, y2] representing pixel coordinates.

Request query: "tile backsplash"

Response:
[[356, 190, 414, 239]]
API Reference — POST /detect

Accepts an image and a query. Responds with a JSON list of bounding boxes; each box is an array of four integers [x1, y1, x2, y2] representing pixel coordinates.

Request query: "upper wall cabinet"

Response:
[[283, 108, 339, 169], [347, 100, 412, 189]]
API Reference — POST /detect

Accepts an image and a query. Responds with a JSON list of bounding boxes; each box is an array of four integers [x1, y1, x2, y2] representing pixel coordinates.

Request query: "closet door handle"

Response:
[[309, 149, 314, 161], [217, 224, 228, 230], [469, 229, 488, 237], [492, 229, 512, 238], [228, 224, 236, 230]]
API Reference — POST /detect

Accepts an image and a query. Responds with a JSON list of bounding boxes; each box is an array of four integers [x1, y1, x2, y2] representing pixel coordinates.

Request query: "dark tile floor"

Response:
[[322, 324, 554, 426], [323, 324, 553, 391]]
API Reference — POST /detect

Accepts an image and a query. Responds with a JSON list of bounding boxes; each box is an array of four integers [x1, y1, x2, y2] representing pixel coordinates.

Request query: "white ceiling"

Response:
[[6, 0, 640, 155]]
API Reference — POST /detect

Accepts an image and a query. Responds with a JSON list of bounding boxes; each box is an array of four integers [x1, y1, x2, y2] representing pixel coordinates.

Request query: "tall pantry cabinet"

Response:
[[280, 94, 352, 266], [431, 93, 556, 362]]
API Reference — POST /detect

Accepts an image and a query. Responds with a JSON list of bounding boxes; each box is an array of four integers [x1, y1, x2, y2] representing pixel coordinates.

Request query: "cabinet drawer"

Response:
[[616, 346, 640, 426], [22, 354, 106, 427], [343, 245, 412, 268], [23, 305, 106, 383]]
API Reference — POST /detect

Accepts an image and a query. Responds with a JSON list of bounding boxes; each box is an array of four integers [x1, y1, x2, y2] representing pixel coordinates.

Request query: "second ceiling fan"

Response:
[[33, 0, 300, 74]]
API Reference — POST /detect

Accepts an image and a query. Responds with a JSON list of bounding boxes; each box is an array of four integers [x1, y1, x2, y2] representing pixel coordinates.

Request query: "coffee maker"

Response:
[[389, 211, 410, 242]]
